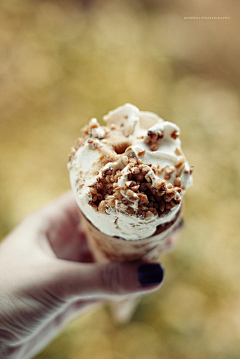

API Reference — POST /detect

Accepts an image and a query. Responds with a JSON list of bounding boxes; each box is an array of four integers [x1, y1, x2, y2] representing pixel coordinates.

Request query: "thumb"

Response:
[[51, 260, 164, 300]]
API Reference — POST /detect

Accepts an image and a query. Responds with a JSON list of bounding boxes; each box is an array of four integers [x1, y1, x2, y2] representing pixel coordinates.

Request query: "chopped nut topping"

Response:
[[175, 148, 182, 156], [126, 189, 135, 197], [164, 174, 171, 180], [165, 165, 176, 175], [132, 167, 140, 175], [174, 177, 181, 187], [131, 185, 140, 191], [72, 113, 192, 219], [138, 193, 148, 204], [96, 182, 103, 190], [144, 129, 164, 151], [145, 211, 154, 218], [171, 130, 180, 139], [98, 201, 107, 213], [176, 163, 185, 177], [175, 156, 185, 168], [145, 174, 152, 182], [68, 146, 76, 160], [89, 201, 98, 210], [90, 187, 98, 195], [85, 133, 184, 217], [138, 150, 146, 156], [164, 192, 175, 202], [126, 181, 134, 187], [142, 166, 150, 175], [150, 142, 159, 151]]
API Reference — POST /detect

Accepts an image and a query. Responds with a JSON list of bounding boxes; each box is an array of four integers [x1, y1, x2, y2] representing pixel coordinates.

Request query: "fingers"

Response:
[[28, 192, 88, 260], [38, 191, 80, 230], [51, 260, 164, 300]]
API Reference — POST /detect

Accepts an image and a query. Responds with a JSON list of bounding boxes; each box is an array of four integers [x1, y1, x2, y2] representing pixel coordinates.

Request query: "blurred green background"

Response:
[[1, 0, 240, 358]]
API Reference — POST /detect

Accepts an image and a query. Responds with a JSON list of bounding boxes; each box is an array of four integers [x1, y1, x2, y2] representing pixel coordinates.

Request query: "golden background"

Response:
[[0, 0, 240, 358]]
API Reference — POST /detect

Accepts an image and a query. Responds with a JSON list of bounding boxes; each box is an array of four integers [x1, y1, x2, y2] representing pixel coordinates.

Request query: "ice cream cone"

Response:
[[79, 209, 182, 323], [68, 104, 193, 323]]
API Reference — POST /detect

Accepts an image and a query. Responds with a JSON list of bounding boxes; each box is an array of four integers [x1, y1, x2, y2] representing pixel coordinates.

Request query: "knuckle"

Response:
[[100, 263, 126, 295]]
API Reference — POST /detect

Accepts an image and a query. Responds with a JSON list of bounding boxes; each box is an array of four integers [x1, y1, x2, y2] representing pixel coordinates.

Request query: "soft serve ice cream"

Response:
[[68, 104, 193, 240]]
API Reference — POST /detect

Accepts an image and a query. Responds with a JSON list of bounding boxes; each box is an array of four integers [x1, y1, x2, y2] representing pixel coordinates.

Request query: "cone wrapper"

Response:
[[79, 209, 182, 263], [79, 209, 182, 323]]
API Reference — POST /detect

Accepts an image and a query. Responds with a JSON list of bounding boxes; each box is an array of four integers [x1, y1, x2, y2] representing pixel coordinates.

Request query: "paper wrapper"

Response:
[[79, 209, 182, 323]]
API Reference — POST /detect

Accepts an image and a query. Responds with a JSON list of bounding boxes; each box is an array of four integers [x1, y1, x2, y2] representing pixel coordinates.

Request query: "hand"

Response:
[[0, 192, 164, 359]]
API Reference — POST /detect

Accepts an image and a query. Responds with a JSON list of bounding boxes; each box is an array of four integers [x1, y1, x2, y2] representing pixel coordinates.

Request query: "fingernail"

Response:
[[138, 263, 164, 287]]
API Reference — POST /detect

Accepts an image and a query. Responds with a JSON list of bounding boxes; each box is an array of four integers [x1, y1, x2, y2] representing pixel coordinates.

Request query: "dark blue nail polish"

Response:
[[138, 263, 164, 287]]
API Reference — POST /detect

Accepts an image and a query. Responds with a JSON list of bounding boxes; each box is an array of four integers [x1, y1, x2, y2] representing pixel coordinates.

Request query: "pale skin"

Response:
[[0, 192, 163, 359]]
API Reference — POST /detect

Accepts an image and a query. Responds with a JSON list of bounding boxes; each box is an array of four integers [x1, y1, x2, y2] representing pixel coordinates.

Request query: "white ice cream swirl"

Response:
[[68, 104, 193, 240]]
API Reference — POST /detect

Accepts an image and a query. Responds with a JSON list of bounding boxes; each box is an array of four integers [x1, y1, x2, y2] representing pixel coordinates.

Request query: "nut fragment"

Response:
[[174, 177, 181, 187], [132, 167, 140, 175], [126, 189, 135, 197], [165, 166, 175, 174], [142, 166, 150, 175], [171, 130, 179, 139], [126, 181, 134, 187], [145, 174, 152, 182], [164, 174, 171, 180], [145, 211, 154, 218], [90, 187, 98, 195], [175, 156, 185, 168], [98, 201, 106, 213], [138, 193, 148, 204], [150, 142, 159, 151], [131, 185, 140, 191]]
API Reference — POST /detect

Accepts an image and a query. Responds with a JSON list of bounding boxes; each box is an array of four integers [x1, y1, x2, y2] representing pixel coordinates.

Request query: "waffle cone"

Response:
[[79, 209, 181, 263], [79, 209, 181, 323]]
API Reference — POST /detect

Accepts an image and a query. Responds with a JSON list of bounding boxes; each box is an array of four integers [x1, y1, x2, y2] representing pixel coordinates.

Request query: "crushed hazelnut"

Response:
[[145, 211, 154, 218], [88, 151, 182, 216], [165, 166, 176, 175], [171, 130, 179, 139], [175, 156, 185, 168], [142, 166, 150, 175], [150, 143, 159, 151], [132, 167, 140, 175], [164, 174, 171, 180], [174, 177, 182, 187], [145, 174, 152, 182]]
